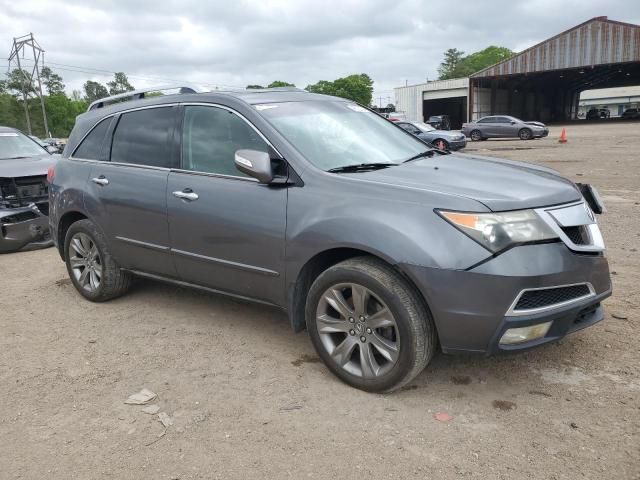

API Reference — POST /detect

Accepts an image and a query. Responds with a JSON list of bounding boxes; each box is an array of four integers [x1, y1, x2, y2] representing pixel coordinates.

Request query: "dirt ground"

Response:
[[1, 121, 639, 480]]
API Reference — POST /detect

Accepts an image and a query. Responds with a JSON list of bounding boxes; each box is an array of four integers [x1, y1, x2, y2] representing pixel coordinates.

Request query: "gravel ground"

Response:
[[1, 121, 638, 480]]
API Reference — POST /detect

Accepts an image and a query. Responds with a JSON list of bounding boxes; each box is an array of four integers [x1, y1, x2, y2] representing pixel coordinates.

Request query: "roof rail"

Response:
[[87, 85, 206, 111]]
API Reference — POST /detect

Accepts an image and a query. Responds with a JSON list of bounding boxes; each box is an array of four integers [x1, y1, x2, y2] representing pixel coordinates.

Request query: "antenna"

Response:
[[7, 33, 49, 136]]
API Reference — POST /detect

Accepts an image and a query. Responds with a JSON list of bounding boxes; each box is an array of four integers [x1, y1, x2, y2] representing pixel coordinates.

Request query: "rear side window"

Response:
[[110, 107, 177, 168], [181, 106, 268, 177], [477, 117, 492, 123], [73, 119, 111, 160]]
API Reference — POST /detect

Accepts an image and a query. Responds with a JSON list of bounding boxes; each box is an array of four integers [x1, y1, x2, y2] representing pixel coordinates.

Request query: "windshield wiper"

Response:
[[402, 149, 440, 163], [327, 162, 397, 173]]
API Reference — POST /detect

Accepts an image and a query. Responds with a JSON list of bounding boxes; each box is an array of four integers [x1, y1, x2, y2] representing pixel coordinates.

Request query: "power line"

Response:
[[4, 57, 247, 90]]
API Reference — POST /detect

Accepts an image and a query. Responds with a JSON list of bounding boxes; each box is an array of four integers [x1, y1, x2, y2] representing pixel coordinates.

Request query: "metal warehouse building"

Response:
[[395, 16, 640, 128]]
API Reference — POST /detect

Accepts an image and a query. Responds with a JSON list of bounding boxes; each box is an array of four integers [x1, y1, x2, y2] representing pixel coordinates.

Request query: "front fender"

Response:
[[285, 183, 491, 284]]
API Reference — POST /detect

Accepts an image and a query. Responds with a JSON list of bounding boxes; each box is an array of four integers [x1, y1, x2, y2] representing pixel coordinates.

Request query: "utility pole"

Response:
[[7, 33, 49, 136]]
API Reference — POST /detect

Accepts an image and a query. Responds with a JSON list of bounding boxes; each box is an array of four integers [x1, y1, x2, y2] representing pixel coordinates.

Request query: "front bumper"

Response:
[[449, 138, 467, 150], [0, 203, 52, 253], [401, 242, 611, 354]]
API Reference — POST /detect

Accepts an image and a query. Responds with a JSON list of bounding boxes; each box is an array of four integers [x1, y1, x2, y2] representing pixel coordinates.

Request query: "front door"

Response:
[[84, 106, 179, 277], [167, 105, 287, 306]]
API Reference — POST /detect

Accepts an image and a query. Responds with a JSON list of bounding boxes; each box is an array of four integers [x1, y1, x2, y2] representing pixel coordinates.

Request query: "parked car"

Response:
[[426, 115, 451, 131], [396, 121, 466, 151], [50, 87, 610, 392], [42, 137, 66, 154], [621, 108, 640, 119], [586, 108, 610, 120], [385, 111, 407, 122], [0, 126, 57, 253], [462, 115, 549, 141]]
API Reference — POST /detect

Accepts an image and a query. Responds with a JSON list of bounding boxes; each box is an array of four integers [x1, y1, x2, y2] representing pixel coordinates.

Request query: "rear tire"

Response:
[[305, 257, 437, 393], [64, 219, 132, 302], [519, 128, 532, 140], [470, 130, 482, 141]]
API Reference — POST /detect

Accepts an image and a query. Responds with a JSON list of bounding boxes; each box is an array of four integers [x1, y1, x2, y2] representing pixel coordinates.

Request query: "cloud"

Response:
[[1, 0, 638, 104]]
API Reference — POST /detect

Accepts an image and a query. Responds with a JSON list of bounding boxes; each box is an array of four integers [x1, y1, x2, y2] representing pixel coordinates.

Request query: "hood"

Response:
[[427, 130, 464, 139], [0, 154, 58, 178], [525, 121, 546, 127], [358, 153, 580, 211]]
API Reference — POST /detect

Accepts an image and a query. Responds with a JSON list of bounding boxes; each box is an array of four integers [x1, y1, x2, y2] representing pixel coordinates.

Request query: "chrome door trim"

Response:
[[169, 168, 258, 183], [115, 236, 170, 251], [171, 248, 279, 277]]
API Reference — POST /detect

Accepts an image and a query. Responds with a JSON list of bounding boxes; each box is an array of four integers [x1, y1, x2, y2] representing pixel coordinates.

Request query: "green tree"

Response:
[[45, 95, 87, 137], [246, 84, 264, 89], [438, 48, 466, 80], [438, 46, 514, 80], [107, 72, 134, 95], [267, 80, 295, 88], [306, 73, 374, 105], [5, 69, 36, 97], [40, 66, 65, 95], [83, 80, 109, 103]]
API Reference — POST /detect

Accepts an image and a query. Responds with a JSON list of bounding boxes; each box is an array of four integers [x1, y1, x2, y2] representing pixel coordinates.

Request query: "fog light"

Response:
[[499, 321, 552, 345]]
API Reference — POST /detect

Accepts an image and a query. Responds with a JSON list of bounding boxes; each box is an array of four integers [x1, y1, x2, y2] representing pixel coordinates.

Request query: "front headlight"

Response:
[[438, 209, 558, 253]]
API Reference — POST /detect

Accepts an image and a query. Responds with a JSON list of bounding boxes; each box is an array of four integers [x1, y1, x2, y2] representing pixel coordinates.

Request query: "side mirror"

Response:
[[45, 145, 58, 154], [234, 149, 273, 183], [510, 120, 516, 125]]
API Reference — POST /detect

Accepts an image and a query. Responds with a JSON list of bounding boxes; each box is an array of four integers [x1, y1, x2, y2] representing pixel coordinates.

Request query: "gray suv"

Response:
[[49, 87, 611, 392]]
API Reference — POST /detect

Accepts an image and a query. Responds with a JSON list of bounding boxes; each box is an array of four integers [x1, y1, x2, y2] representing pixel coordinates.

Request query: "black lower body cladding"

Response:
[[400, 242, 611, 354]]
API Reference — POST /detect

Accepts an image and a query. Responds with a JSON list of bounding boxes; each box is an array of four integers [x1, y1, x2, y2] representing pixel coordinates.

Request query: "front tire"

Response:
[[518, 128, 532, 140], [306, 257, 436, 392], [433, 139, 449, 150], [64, 219, 132, 302]]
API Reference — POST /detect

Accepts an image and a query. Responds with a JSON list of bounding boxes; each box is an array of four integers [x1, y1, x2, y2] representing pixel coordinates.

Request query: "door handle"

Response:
[[172, 189, 199, 201], [91, 176, 109, 186]]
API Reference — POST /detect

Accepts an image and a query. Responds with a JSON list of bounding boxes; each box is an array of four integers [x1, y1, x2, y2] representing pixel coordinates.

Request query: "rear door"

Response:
[[493, 116, 517, 137], [167, 104, 287, 306], [83, 106, 179, 277]]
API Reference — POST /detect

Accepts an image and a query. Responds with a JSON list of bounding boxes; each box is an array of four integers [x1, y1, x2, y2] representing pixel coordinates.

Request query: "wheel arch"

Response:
[[57, 211, 88, 260], [286, 246, 430, 333]]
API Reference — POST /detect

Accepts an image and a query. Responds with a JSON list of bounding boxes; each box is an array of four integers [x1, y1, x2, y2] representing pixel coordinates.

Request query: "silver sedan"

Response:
[[395, 121, 467, 151], [462, 115, 549, 141]]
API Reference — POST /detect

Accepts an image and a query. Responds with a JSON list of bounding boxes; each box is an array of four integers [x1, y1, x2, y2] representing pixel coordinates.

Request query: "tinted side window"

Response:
[[182, 106, 268, 177], [477, 117, 492, 124], [110, 107, 177, 168], [73, 119, 111, 160], [494, 116, 510, 123]]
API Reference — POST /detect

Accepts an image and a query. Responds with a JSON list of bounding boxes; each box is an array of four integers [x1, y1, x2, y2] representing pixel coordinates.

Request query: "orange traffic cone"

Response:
[[558, 128, 567, 143]]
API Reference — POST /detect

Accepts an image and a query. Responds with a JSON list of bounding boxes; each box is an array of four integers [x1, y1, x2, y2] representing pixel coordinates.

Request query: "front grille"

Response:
[[0, 210, 38, 224], [514, 284, 592, 311], [35, 201, 49, 216], [0, 175, 49, 208], [561, 226, 589, 245]]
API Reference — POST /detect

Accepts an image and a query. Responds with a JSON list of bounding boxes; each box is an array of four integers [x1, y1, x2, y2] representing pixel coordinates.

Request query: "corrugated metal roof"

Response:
[[471, 17, 640, 78]]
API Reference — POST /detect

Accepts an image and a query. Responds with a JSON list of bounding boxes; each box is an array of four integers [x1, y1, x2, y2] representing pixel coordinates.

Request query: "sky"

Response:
[[1, 0, 639, 106]]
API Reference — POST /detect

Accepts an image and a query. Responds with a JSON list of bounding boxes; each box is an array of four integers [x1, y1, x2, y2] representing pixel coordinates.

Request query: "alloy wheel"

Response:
[[315, 283, 400, 378], [69, 232, 102, 292]]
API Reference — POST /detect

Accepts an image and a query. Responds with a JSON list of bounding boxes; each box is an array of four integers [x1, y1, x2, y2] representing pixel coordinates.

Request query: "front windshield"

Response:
[[0, 131, 48, 159], [413, 122, 436, 133], [256, 101, 428, 170]]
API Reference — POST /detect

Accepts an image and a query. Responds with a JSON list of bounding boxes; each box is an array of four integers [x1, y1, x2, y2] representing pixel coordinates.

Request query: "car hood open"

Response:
[[0, 154, 57, 178], [360, 153, 581, 211]]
